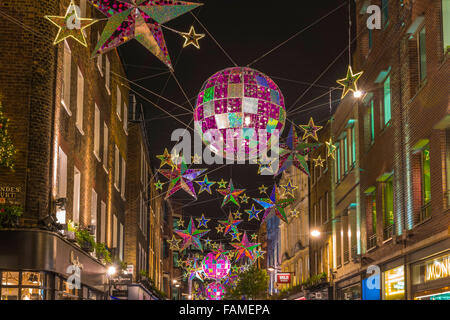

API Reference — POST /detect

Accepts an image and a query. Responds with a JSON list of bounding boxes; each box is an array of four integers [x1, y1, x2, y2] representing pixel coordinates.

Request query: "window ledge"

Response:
[[382, 237, 393, 244], [94, 152, 101, 162], [106, 85, 111, 96], [414, 215, 432, 228], [76, 125, 85, 136], [103, 165, 108, 174], [61, 100, 72, 116]]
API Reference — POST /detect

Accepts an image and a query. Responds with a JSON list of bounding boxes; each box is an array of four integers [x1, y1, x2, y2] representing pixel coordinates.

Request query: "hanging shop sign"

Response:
[[384, 266, 405, 300], [412, 252, 450, 285], [276, 273, 291, 284], [0, 186, 21, 204]]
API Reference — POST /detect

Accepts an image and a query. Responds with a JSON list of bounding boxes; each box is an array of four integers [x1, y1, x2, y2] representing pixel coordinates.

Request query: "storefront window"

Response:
[[0, 271, 47, 300], [384, 266, 405, 300], [412, 252, 450, 285], [340, 283, 361, 300]]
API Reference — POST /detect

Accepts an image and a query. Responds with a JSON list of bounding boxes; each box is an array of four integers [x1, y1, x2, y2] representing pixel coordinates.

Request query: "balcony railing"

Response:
[[367, 234, 377, 250], [419, 202, 432, 223], [383, 224, 394, 240]]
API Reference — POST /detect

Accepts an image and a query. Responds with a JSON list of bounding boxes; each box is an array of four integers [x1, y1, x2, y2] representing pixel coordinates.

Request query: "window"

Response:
[[80, 0, 86, 17], [114, 145, 119, 190], [442, 0, 450, 53], [383, 75, 391, 126], [382, 175, 394, 239], [420, 144, 431, 221], [57, 147, 67, 198], [139, 192, 143, 231], [368, 28, 373, 50], [418, 26, 427, 82], [76, 67, 84, 133], [73, 167, 81, 224], [140, 143, 144, 184], [325, 192, 329, 222], [91, 189, 97, 241], [381, 0, 389, 26], [116, 86, 122, 120], [319, 197, 323, 224], [313, 203, 317, 227], [100, 201, 106, 243], [368, 190, 377, 236], [123, 102, 128, 133], [370, 99, 375, 143], [336, 143, 341, 183], [103, 123, 108, 171], [94, 104, 100, 160], [62, 41, 72, 115], [105, 56, 110, 94], [96, 32, 103, 75], [121, 157, 126, 199], [119, 223, 124, 261], [343, 135, 348, 174], [336, 219, 342, 268], [112, 214, 117, 249], [351, 126, 356, 166]]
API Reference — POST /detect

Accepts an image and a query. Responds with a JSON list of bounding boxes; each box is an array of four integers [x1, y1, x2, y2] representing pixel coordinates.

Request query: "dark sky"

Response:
[[118, 0, 351, 239]]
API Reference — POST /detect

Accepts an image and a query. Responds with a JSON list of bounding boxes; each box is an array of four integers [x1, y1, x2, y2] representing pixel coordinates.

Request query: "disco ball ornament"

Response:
[[194, 67, 286, 160], [205, 282, 226, 300], [202, 252, 231, 280]]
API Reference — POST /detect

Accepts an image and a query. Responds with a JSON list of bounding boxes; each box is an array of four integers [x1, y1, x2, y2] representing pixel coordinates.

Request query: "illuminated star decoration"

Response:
[[187, 258, 205, 282], [245, 204, 262, 221], [277, 124, 321, 176], [210, 242, 219, 250], [257, 155, 276, 176], [195, 175, 215, 194], [176, 218, 185, 228], [167, 235, 181, 251], [180, 25, 205, 49], [157, 148, 176, 170], [231, 232, 261, 262], [232, 210, 242, 220], [253, 184, 295, 223], [290, 209, 299, 218], [250, 234, 258, 241], [211, 243, 228, 259], [215, 224, 224, 234], [313, 155, 326, 168], [174, 217, 210, 251], [258, 184, 268, 194], [88, 0, 202, 70], [217, 178, 228, 188], [196, 213, 210, 228], [218, 212, 242, 236], [230, 231, 242, 241], [203, 238, 211, 248], [281, 179, 298, 198], [299, 117, 323, 142], [159, 158, 206, 200], [171, 149, 181, 165], [45, 0, 97, 47], [325, 138, 337, 160], [239, 194, 249, 204], [336, 65, 364, 99], [216, 179, 245, 208], [192, 153, 201, 164], [254, 249, 265, 259], [154, 179, 164, 190]]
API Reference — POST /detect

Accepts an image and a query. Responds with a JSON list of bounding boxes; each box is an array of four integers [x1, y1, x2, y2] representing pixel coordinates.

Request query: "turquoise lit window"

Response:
[[382, 0, 389, 26], [370, 100, 375, 143], [343, 136, 348, 174], [419, 26, 427, 82], [336, 144, 341, 183], [368, 29, 373, 50], [383, 175, 394, 227], [383, 75, 391, 125], [351, 126, 356, 166]]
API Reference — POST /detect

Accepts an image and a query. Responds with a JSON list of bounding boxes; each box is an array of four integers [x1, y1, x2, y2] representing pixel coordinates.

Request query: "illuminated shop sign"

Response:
[[276, 273, 291, 284], [425, 255, 450, 282], [384, 266, 405, 300]]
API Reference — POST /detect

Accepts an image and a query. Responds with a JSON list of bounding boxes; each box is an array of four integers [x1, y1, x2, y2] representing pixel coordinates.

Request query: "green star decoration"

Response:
[[217, 178, 228, 188], [154, 180, 164, 190], [217, 179, 245, 208]]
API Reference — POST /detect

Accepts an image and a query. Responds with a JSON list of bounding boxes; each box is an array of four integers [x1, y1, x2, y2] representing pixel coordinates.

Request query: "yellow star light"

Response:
[[191, 153, 201, 164], [45, 1, 97, 47], [167, 235, 181, 251], [313, 155, 326, 168], [210, 242, 219, 250], [258, 184, 268, 194], [215, 224, 224, 233], [176, 218, 185, 228], [239, 194, 250, 204], [336, 65, 364, 99], [180, 26, 205, 49], [157, 148, 176, 170], [171, 149, 181, 165], [232, 210, 242, 220], [251, 234, 258, 241], [290, 209, 299, 218], [299, 117, 323, 141], [325, 138, 337, 160], [217, 179, 228, 188]]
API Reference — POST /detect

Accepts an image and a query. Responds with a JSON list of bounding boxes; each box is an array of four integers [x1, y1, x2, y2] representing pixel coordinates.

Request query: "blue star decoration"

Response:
[[196, 213, 210, 228], [253, 184, 295, 223], [195, 175, 216, 194], [245, 204, 262, 221]]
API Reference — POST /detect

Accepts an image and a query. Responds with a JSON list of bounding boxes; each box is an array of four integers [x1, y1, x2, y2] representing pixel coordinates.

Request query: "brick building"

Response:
[[0, 0, 129, 299]]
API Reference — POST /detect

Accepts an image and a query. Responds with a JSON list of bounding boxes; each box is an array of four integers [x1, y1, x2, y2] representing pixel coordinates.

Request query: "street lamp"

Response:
[[311, 230, 321, 238], [172, 279, 178, 284], [353, 90, 363, 98], [267, 267, 275, 273]]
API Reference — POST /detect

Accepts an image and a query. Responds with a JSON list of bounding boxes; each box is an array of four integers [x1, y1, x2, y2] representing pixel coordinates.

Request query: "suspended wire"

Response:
[[131, 71, 171, 82], [246, 2, 348, 67]]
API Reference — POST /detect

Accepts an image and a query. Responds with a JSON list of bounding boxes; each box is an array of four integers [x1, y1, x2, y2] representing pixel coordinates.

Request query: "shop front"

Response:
[[0, 229, 107, 300], [383, 265, 405, 300], [335, 274, 362, 300]]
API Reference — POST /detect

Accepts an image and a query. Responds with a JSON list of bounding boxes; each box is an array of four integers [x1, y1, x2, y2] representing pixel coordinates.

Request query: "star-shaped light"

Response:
[[239, 194, 250, 204], [257, 156, 276, 176], [217, 178, 228, 188], [258, 184, 268, 194], [180, 25, 205, 49], [210, 243, 228, 259], [156, 148, 176, 170], [203, 238, 212, 248], [45, 1, 97, 47], [167, 235, 181, 251], [336, 65, 364, 98], [231, 232, 261, 262], [277, 125, 321, 176], [245, 204, 262, 221], [281, 179, 298, 198], [176, 218, 185, 228], [191, 153, 202, 164], [253, 184, 295, 223], [195, 175, 215, 194], [325, 138, 337, 159], [217, 179, 245, 207], [250, 234, 258, 241], [154, 179, 164, 190], [88, 0, 202, 70], [227, 251, 235, 261], [313, 155, 326, 167], [232, 210, 242, 220], [255, 249, 265, 259], [171, 149, 181, 165], [210, 242, 219, 250], [290, 209, 299, 218], [299, 117, 322, 141], [230, 231, 242, 241], [218, 212, 242, 236], [174, 217, 210, 251], [232, 265, 240, 273], [215, 224, 224, 234], [159, 158, 206, 200], [196, 213, 210, 228]]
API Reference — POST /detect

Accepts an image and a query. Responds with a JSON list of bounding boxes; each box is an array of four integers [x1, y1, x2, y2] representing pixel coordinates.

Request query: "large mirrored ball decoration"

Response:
[[202, 252, 231, 280], [205, 282, 226, 300], [194, 67, 286, 161]]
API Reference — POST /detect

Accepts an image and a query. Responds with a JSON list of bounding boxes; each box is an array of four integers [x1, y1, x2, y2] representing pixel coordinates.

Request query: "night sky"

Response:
[[118, 0, 352, 239]]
